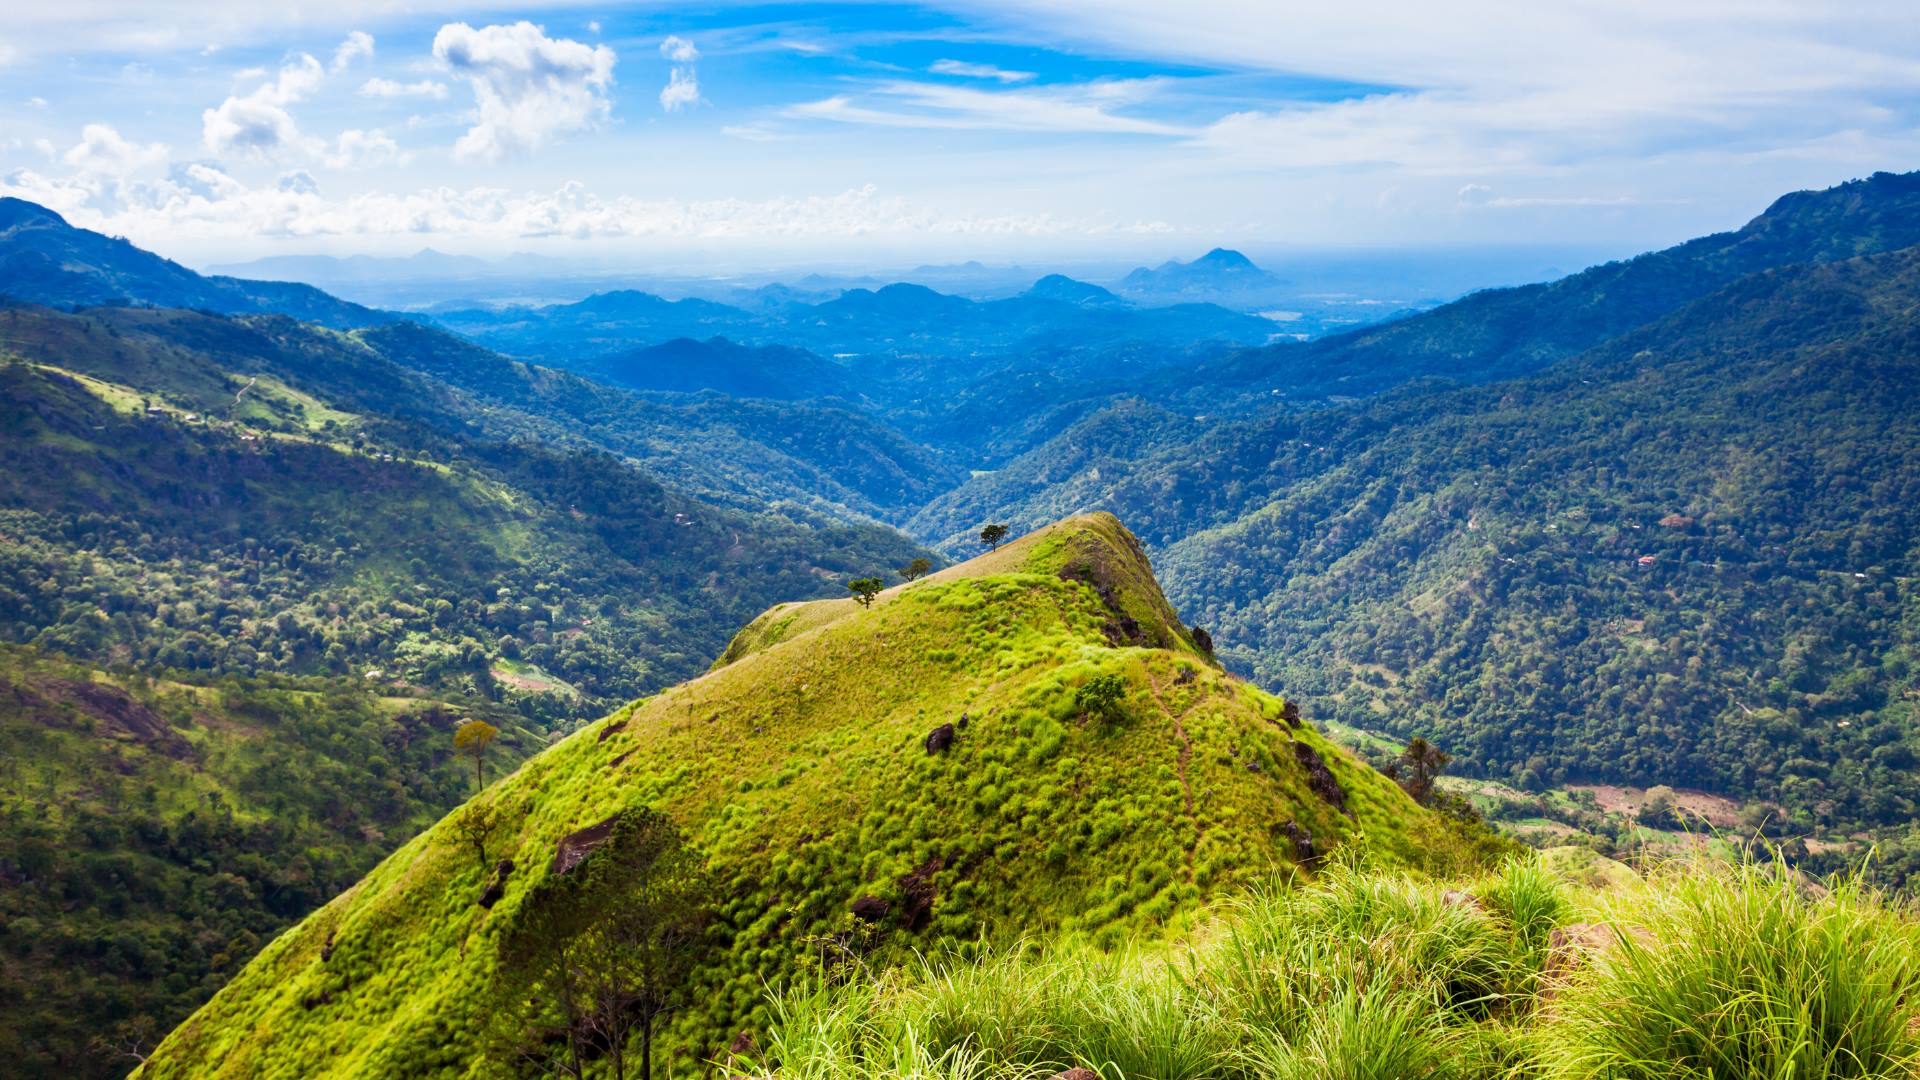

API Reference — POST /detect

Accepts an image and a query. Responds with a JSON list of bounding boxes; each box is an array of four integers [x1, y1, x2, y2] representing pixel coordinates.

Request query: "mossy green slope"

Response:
[[138, 514, 1494, 1079]]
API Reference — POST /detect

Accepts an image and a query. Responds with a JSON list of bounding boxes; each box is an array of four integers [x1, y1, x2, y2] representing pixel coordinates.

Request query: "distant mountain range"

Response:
[[430, 275, 1286, 373]]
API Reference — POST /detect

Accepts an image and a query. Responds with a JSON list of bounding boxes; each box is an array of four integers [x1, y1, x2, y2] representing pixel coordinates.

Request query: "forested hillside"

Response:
[[0, 643, 538, 1078], [926, 244, 1920, 838], [0, 305, 930, 729]]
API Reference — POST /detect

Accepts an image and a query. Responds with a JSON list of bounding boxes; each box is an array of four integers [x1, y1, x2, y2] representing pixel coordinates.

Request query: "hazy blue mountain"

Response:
[[1120, 247, 1282, 299], [431, 277, 1280, 368], [0, 198, 388, 329], [1023, 273, 1126, 307]]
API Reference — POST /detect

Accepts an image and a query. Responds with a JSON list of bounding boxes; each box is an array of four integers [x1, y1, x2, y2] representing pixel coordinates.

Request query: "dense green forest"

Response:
[[0, 307, 930, 730], [0, 643, 537, 1077]]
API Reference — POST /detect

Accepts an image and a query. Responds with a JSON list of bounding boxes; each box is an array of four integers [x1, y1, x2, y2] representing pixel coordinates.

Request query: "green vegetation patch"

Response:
[[136, 516, 1496, 1079]]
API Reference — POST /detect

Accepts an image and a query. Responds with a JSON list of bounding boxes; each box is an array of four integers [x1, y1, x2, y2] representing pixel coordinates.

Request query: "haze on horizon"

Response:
[[2, 1, 1917, 270]]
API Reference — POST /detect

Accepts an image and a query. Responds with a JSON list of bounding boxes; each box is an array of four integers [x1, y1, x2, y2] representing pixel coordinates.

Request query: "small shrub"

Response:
[[1073, 674, 1128, 726]]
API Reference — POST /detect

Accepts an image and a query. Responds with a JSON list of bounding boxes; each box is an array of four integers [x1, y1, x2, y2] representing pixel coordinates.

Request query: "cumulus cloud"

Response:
[[202, 53, 324, 157], [331, 30, 373, 72], [326, 129, 404, 169], [930, 59, 1035, 83], [64, 123, 168, 176], [658, 35, 701, 112], [360, 77, 449, 100], [432, 21, 616, 161], [659, 67, 700, 112], [0, 168, 1164, 246]]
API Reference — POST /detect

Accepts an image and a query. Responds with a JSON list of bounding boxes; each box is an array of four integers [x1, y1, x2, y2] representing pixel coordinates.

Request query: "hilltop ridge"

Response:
[[136, 512, 1497, 1078]]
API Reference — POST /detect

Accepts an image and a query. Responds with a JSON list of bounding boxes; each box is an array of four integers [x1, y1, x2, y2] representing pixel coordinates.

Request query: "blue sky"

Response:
[[3, 1, 1918, 268]]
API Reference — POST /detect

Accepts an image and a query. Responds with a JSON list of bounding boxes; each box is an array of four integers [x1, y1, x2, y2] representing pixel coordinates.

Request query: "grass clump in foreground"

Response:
[[741, 850, 1920, 1080]]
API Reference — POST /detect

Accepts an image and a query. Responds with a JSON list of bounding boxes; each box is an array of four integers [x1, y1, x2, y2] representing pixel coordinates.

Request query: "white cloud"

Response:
[[930, 59, 1035, 83], [326, 129, 404, 169], [63, 123, 168, 176], [360, 77, 449, 100], [659, 35, 699, 63], [0, 44, 16, 67], [787, 78, 1187, 135], [433, 21, 616, 162], [0, 169, 1158, 246], [331, 30, 373, 73], [957, 1, 1920, 178], [659, 67, 700, 112], [203, 53, 325, 158], [27, 96, 48, 108], [658, 35, 701, 113]]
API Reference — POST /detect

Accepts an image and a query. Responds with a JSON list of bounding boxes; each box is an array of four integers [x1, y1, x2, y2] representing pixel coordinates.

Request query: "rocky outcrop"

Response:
[[550, 816, 620, 875], [478, 859, 515, 908], [1292, 741, 1350, 817], [897, 856, 945, 930], [925, 723, 955, 754]]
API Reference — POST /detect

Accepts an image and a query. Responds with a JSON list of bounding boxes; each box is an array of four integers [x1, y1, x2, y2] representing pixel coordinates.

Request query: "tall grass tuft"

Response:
[[1480, 853, 1574, 985], [1236, 987, 1476, 1080], [752, 853, 1920, 1080], [1210, 858, 1520, 1039], [1545, 855, 1920, 1079]]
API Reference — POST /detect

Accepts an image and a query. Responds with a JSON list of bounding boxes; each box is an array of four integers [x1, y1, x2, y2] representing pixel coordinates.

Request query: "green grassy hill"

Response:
[[0, 644, 537, 1078], [134, 514, 1501, 1079]]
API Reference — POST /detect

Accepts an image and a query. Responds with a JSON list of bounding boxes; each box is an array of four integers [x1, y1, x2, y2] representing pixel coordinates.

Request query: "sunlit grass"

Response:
[[747, 850, 1920, 1080]]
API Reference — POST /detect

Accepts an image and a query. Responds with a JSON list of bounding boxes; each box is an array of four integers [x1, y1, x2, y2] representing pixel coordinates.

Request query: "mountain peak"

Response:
[[1023, 273, 1124, 307], [720, 512, 1202, 667], [1120, 246, 1277, 296], [0, 197, 71, 231], [1194, 247, 1256, 269]]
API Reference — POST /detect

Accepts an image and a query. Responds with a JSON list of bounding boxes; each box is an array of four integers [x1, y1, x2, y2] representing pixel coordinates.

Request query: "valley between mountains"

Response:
[[1, 170, 1918, 1079]]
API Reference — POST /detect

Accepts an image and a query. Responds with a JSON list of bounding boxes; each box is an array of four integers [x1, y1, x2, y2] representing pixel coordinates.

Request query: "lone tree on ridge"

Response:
[[847, 577, 884, 609]]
